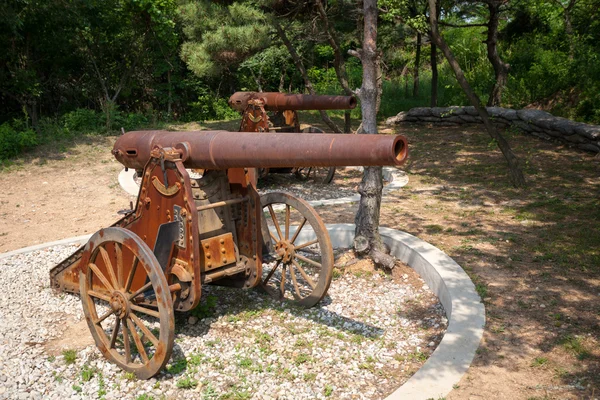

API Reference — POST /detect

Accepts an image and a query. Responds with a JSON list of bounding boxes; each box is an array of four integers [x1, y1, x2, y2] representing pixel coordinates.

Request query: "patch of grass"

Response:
[[62, 349, 77, 365], [124, 372, 136, 381], [425, 224, 444, 234], [332, 268, 343, 280], [176, 376, 198, 389], [559, 335, 591, 360], [294, 353, 311, 365], [323, 384, 333, 397], [475, 283, 488, 299], [190, 294, 218, 319], [238, 357, 253, 368], [303, 372, 317, 382], [531, 356, 549, 367], [80, 363, 96, 382], [166, 357, 188, 375], [47, 355, 56, 362], [135, 395, 154, 400], [72, 384, 82, 393]]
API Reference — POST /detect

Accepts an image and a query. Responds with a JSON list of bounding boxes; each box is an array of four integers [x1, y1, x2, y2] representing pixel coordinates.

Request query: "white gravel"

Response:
[[0, 245, 447, 400]]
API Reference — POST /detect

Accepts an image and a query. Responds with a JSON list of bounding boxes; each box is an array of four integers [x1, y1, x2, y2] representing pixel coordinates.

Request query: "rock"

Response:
[[459, 115, 480, 123], [407, 107, 433, 117], [517, 109, 553, 123], [188, 316, 198, 325]]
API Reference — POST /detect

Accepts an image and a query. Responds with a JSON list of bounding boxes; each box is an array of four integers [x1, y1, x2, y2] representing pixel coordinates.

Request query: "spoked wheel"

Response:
[[295, 127, 336, 184], [79, 227, 174, 379], [260, 192, 334, 307]]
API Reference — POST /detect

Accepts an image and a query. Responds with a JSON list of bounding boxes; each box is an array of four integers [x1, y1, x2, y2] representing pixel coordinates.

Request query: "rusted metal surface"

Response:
[[113, 130, 408, 171], [200, 233, 237, 271], [228, 92, 357, 112]]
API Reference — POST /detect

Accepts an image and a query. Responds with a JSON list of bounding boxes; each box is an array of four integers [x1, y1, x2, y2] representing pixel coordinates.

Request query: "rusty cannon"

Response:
[[50, 129, 408, 379], [229, 91, 358, 183]]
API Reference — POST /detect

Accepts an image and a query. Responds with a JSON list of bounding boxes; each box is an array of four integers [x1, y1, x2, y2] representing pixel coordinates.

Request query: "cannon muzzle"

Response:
[[113, 130, 407, 171], [228, 92, 357, 112]]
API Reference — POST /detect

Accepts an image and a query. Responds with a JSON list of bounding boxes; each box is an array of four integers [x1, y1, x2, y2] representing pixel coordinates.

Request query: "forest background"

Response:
[[1, 0, 599, 160]]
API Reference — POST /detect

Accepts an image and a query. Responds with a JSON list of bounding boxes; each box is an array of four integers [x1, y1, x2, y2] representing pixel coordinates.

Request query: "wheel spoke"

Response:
[[269, 231, 280, 245], [294, 238, 319, 251], [285, 205, 290, 240], [130, 313, 159, 347], [99, 246, 119, 289], [88, 263, 114, 292], [295, 253, 322, 269], [129, 281, 152, 301], [122, 319, 131, 364], [289, 263, 302, 299], [130, 304, 160, 319], [268, 205, 283, 240], [109, 318, 121, 349], [279, 263, 287, 299], [94, 309, 114, 325], [263, 261, 281, 285], [289, 217, 307, 245], [292, 260, 317, 289], [115, 243, 124, 288], [87, 289, 111, 302], [125, 257, 139, 292], [127, 318, 149, 364]]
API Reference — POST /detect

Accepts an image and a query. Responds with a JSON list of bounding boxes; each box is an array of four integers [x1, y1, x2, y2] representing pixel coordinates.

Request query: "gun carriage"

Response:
[[50, 129, 407, 379], [229, 91, 357, 183]]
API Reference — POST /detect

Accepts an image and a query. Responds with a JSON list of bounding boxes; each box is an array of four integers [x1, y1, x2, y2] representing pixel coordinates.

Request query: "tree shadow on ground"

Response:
[[382, 123, 600, 397]]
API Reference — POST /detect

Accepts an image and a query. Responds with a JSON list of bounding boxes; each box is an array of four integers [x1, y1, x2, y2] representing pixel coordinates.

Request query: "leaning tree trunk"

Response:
[[428, 0, 526, 187], [352, 0, 396, 269], [275, 22, 343, 133], [413, 32, 421, 98], [430, 38, 438, 107], [486, 1, 510, 107]]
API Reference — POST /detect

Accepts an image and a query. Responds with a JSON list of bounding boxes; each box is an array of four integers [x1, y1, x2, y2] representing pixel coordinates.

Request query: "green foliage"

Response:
[[190, 294, 218, 319], [176, 376, 198, 389], [63, 109, 102, 133], [179, 2, 270, 78], [0, 123, 38, 160]]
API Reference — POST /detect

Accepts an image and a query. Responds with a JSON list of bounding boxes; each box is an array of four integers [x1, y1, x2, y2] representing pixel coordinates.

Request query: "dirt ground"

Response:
[[1, 120, 599, 399]]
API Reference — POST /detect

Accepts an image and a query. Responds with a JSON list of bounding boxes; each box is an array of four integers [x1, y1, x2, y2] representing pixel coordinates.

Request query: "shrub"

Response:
[[0, 122, 38, 160], [63, 109, 102, 133]]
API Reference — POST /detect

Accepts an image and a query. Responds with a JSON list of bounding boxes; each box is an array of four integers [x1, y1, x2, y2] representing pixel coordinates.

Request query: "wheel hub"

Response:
[[275, 240, 295, 263], [109, 291, 130, 318]]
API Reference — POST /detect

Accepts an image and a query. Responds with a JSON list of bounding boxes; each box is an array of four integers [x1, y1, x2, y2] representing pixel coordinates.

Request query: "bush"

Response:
[[0, 122, 38, 160], [63, 108, 102, 133]]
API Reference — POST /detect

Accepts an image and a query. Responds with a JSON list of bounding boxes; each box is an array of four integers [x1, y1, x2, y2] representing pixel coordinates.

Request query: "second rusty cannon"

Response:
[[50, 129, 407, 379], [229, 91, 358, 183]]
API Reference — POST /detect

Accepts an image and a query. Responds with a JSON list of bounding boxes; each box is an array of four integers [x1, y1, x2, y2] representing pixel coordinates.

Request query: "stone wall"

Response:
[[386, 106, 600, 153]]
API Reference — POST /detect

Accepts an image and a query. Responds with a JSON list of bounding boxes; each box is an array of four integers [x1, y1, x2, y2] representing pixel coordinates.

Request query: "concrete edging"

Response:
[[0, 235, 91, 260], [0, 225, 484, 400], [325, 224, 485, 400], [117, 167, 409, 207]]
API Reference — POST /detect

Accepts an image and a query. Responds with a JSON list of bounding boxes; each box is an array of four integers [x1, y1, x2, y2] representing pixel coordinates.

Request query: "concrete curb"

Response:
[[117, 167, 409, 207], [0, 234, 91, 260], [324, 224, 485, 400], [0, 225, 483, 400]]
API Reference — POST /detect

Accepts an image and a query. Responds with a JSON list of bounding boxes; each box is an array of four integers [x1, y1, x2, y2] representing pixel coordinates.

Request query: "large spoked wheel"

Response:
[[260, 192, 334, 307], [295, 127, 336, 184], [79, 227, 174, 379]]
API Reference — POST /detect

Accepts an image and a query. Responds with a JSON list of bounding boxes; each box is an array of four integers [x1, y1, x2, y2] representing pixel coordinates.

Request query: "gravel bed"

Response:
[[0, 245, 447, 400], [256, 168, 371, 201]]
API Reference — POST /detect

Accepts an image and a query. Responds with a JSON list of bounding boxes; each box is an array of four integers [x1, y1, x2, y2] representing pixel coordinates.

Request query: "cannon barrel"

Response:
[[228, 92, 357, 112], [113, 130, 407, 171]]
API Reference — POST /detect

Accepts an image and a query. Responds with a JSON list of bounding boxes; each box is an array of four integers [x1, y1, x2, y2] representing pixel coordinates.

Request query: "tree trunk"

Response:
[[430, 0, 440, 107], [428, 0, 526, 187], [485, 1, 510, 106], [352, 0, 395, 269], [413, 32, 421, 98], [275, 22, 343, 133], [430, 38, 438, 107]]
